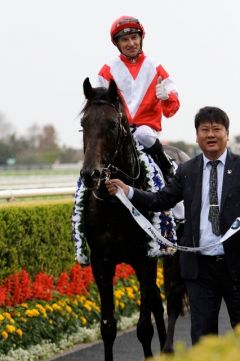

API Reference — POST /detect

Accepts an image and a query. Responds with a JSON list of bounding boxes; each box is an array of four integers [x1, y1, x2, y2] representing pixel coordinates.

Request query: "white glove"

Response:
[[156, 79, 169, 100]]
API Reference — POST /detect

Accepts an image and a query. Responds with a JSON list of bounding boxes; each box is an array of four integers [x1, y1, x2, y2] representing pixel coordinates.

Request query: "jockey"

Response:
[[97, 15, 180, 182]]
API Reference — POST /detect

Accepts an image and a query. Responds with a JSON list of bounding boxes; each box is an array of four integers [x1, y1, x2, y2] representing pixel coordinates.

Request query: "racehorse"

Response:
[[75, 77, 188, 360]]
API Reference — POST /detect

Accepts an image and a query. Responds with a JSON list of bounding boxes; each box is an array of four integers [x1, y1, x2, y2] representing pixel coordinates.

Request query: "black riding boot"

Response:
[[146, 139, 174, 183]]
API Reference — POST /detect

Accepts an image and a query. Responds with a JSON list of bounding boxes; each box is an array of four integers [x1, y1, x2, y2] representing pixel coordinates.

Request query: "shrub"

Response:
[[151, 325, 240, 361], [0, 200, 75, 280]]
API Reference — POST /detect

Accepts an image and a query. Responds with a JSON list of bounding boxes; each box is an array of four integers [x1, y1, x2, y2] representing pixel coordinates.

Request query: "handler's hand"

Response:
[[105, 179, 129, 197]]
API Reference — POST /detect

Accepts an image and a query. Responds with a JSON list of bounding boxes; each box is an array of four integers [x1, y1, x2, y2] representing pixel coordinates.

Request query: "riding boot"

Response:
[[146, 139, 174, 183]]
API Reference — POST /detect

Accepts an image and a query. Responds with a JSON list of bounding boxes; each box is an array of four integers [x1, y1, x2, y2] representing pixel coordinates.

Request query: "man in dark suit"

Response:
[[106, 106, 240, 344]]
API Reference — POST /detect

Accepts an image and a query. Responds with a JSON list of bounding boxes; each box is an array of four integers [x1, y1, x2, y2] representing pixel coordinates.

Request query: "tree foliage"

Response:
[[0, 116, 82, 165]]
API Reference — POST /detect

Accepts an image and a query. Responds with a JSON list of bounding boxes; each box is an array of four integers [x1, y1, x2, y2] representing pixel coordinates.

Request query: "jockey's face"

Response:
[[117, 33, 142, 59]]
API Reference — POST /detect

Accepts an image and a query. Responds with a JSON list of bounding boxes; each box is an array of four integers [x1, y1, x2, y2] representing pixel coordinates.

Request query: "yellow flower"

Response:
[[119, 302, 125, 309], [21, 303, 28, 308], [84, 303, 92, 311], [126, 287, 135, 299], [58, 300, 66, 307], [77, 295, 86, 303], [80, 316, 87, 325], [36, 304, 45, 313], [45, 304, 53, 312], [2, 312, 11, 319], [52, 303, 62, 311], [0, 314, 4, 322], [94, 304, 100, 312], [1, 331, 8, 340], [65, 306, 72, 313], [16, 329, 23, 337], [25, 309, 40, 317], [6, 324, 16, 333], [114, 289, 124, 299]]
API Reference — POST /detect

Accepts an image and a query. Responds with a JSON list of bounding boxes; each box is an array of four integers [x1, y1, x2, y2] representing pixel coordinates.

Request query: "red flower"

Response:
[[56, 272, 71, 295], [3, 270, 32, 306], [32, 273, 53, 301], [0, 286, 6, 306], [114, 264, 135, 284], [0, 263, 136, 306]]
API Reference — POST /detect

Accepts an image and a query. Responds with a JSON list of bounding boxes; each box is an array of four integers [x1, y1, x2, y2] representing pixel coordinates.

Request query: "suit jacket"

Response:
[[132, 149, 240, 280]]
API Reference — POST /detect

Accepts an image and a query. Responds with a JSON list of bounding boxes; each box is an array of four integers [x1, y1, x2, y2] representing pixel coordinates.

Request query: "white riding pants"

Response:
[[132, 125, 159, 149]]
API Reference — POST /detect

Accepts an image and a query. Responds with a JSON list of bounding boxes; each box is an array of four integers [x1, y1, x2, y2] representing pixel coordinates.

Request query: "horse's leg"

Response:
[[91, 259, 116, 361], [135, 259, 166, 359], [146, 260, 167, 352], [162, 253, 186, 353], [151, 282, 167, 351]]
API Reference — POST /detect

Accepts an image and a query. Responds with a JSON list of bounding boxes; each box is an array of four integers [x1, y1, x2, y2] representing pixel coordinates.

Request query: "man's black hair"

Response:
[[194, 106, 229, 131]]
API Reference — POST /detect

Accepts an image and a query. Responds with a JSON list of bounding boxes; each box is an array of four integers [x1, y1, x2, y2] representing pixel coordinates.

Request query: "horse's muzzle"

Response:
[[80, 168, 101, 189]]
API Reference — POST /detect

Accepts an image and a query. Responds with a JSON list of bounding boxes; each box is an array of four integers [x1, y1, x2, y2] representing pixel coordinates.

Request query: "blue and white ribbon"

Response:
[[115, 186, 240, 254]]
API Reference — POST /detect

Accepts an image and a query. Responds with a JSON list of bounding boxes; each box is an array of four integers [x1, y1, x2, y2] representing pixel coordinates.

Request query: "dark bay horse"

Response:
[[75, 77, 188, 360]]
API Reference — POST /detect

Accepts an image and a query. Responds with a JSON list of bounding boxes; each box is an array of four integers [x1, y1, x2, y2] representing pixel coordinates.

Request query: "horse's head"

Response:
[[80, 78, 133, 192]]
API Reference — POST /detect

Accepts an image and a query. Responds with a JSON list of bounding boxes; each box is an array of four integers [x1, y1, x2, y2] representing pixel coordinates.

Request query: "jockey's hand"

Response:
[[105, 179, 129, 197], [156, 77, 169, 100]]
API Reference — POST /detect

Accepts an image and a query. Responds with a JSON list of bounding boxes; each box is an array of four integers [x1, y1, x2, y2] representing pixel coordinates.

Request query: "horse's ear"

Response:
[[108, 79, 119, 103], [83, 77, 94, 100]]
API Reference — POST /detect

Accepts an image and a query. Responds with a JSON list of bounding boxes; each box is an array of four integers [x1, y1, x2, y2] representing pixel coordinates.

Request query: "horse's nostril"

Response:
[[80, 168, 100, 188], [91, 169, 101, 179]]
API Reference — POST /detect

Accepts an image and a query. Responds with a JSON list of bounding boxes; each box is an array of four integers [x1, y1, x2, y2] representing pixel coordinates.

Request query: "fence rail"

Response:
[[0, 187, 76, 201]]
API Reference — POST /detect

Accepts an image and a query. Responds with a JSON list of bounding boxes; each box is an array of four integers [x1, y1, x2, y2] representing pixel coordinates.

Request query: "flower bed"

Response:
[[0, 263, 165, 360]]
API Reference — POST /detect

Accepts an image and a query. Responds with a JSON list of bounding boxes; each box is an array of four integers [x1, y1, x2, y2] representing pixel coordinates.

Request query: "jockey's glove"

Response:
[[156, 80, 169, 100]]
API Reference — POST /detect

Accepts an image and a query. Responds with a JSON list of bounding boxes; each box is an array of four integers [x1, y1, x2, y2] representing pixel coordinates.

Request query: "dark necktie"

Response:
[[208, 160, 221, 236]]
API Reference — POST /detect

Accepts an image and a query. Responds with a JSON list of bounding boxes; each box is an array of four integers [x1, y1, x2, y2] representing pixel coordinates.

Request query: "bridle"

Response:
[[82, 99, 141, 199]]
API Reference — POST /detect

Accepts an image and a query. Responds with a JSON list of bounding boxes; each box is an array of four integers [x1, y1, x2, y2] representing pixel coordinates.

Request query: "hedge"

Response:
[[0, 199, 75, 280]]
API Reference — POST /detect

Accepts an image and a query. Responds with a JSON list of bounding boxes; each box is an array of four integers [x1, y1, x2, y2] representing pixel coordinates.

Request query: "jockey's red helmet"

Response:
[[110, 16, 145, 45]]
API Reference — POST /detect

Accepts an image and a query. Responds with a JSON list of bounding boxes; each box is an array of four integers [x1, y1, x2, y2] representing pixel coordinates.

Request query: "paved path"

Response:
[[48, 302, 231, 361]]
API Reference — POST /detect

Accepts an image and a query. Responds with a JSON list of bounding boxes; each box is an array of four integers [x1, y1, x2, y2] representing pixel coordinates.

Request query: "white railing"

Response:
[[0, 187, 76, 201]]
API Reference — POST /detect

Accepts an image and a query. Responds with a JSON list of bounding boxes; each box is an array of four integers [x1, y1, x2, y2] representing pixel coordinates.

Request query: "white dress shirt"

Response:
[[199, 149, 227, 255]]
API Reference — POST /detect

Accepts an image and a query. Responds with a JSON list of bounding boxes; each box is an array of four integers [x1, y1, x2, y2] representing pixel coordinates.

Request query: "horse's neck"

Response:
[[115, 135, 138, 184]]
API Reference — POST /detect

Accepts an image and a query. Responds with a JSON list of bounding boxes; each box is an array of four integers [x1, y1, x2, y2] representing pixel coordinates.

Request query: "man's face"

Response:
[[117, 33, 141, 58], [196, 121, 229, 160]]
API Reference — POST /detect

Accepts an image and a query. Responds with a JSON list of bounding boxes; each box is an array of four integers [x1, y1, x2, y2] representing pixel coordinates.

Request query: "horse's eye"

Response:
[[109, 119, 118, 131]]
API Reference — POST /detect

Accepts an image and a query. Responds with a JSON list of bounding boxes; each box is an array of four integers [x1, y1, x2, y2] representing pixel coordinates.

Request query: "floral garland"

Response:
[[134, 142, 177, 257], [72, 177, 90, 265], [72, 140, 177, 265]]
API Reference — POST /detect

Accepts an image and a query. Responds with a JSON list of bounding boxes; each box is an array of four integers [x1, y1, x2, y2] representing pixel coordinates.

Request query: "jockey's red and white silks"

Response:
[[97, 52, 180, 131]]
